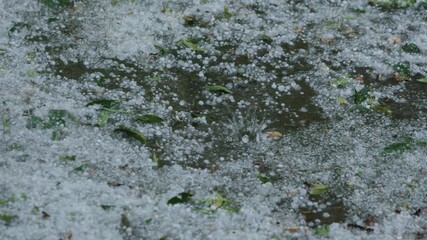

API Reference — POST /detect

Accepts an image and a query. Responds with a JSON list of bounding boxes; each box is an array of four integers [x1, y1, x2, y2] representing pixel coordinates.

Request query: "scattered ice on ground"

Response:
[[1, 0, 426, 239]]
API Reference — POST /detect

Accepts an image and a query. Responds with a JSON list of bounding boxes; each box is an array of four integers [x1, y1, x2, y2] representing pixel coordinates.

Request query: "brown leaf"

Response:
[[267, 131, 283, 140], [388, 36, 401, 44]]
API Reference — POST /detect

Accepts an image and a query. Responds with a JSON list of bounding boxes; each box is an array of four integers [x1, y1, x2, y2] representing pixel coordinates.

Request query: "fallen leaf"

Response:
[[388, 36, 401, 44], [114, 126, 147, 144], [206, 85, 233, 94], [321, 36, 334, 46], [266, 131, 283, 140], [309, 184, 329, 195], [286, 226, 300, 233]]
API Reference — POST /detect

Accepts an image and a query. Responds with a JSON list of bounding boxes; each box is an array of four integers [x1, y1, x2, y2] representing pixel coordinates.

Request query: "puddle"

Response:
[[300, 194, 348, 227], [44, 32, 326, 168]]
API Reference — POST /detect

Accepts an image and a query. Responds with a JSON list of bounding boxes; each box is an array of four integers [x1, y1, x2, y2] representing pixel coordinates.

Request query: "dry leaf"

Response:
[[392, 73, 409, 81], [267, 131, 283, 140], [354, 75, 364, 82], [388, 36, 401, 44], [321, 36, 334, 46], [286, 226, 300, 233]]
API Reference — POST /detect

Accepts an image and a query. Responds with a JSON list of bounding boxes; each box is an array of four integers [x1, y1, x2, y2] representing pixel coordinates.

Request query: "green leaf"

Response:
[[309, 184, 329, 196], [350, 7, 366, 13], [27, 51, 36, 60], [167, 192, 193, 205], [332, 75, 350, 88], [193, 194, 240, 214], [93, 76, 107, 87], [0, 195, 17, 207], [26, 115, 43, 129], [148, 76, 161, 81], [315, 225, 330, 236], [154, 45, 170, 55], [206, 85, 233, 94], [382, 139, 413, 155], [5, 143, 23, 151], [183, 15, 197, 26], [51, 129, 66, 141], [20, 193, 27, 201], [59, 155, 76, 162], [137, 114, 163, 124], [32, 205, 40, 214], [354, 87, 369, 104], [401, 43, 421, 53], [2, 107, 10, 134], [43, 109, 73, 129], [0, 213, 16, 224], [369, 0, 417, 8], [178, 39, 204, 52], [417, 77, 427, 83], [161, 5, 172, 13], [100, 205, 115, 211], [416, 141, 427, 147], [40, 0, 74, 8], [257, 34, 273, 44], [223, 7, 233, 20], [114, 126, 147, 144], [111, 0, 136, 5], [97, 110, 110, 127], [371, 103, 392, 115], [86, 99, 120, 109], [338, 97, 348, 104], [257, 173, 272, 184], [25, 70, 39, 78], [217, 7, 234, 20], [392, 63, 410, 77], [73, 164, 86, 172]]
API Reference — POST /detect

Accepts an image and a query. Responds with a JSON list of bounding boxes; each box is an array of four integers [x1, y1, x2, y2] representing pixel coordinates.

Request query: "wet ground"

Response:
[[1, 1, 427, 239]]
